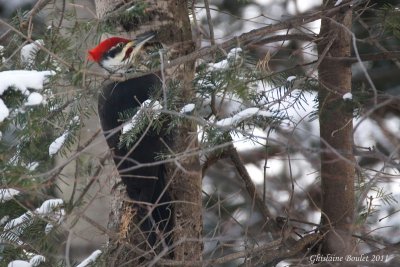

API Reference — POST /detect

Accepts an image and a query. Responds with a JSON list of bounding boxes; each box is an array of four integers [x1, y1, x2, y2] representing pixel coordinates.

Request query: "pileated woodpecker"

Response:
[[88, 33, 172, 249]]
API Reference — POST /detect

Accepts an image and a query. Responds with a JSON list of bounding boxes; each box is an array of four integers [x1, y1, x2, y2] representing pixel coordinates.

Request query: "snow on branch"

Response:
[[334, 0, 343, 6], [122, 99, 163, 134], [343, 92, 352, 100], [8, 255, 45, 267], [208, 47, 243, 70], [48, 132, 69, 156], [0, 70, 54, 95], [24, 92, 44, 106], [1, 199, 65, 245], [48, 116, 79, 156], [8, 260, 31, 267], [20, 39, 44, 67], [216, 107, 271, 128], [180, 103, 195, 114], [0, 98, 10, 122], [0, 70, 54, 122], [0, 189, 20, 203], [76, 250, 102, 267]]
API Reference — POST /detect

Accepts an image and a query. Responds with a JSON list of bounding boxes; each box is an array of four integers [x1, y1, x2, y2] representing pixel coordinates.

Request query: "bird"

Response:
[[88, 33, 172, 250]]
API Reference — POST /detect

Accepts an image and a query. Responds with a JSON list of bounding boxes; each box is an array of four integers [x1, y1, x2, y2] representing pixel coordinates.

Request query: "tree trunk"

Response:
[[317, 0, 355, 255], [93, 0, 202, 264]]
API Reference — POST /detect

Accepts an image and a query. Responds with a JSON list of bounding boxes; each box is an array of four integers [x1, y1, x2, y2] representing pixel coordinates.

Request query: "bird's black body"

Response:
[[98, 73, 172, 247]]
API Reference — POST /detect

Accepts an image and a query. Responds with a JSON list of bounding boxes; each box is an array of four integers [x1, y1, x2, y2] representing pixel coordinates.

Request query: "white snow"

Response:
[[41, 199, 65, 234], [48, 132, 68, 156], [257, 109, 272, 117], [38, 199, 65, 234], [0, 45, 5, 62], [0, 70, 55, 95], [0, 189, 20, 202], [35, 199, 64, 215], [216, 107, 270, 127], [29, 255, 45, 266], [227, 47, 242, 61], [0, 70, 53, 121], [334, 0, 343, 6], [0, 98, 10, 122], [287, 76, 296, 82], [208, 47, 243, 70], [8, 260, 31, 267], [20, 39, 44, 66], [208, 59, 229, 70], [24, 92, 44, 106], [122, 116, 138, 134], [26, 162, 39, 171], [180, 103, 195, 114], [0, 215, 9, 225], [7, 255, 45, 267], [76, 250, 102, 267], [71, 115, 80, 125], [384, 115, 400, 138], [2, 199, 64, 244], [342, 92, 352, 100], [3, 212, 31, 244], [122, 100, 163, 134]]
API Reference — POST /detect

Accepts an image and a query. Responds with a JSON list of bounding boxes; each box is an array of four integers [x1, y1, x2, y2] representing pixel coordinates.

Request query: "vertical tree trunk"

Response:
[[318, 0, 355, 255], [155, 0, 203, 262], [93, 0, 202, 264]]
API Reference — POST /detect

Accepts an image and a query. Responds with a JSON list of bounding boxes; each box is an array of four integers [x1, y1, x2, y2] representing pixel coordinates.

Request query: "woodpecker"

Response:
[[88, 33, 172, 249]]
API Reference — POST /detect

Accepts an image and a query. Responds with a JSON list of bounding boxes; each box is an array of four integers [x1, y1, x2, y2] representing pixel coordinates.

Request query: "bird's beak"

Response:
[[136, 32, 156, 45], [130, 32, 155, 51], [123, 32, 155, 62]]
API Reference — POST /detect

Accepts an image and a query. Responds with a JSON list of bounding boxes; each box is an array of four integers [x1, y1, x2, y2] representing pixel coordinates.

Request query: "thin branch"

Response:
[[109, 2, 359, 82], [0, 19, 73, 69], [324, 51, 400, 64], [156, 233, 321, 266], [227, 144, 281, 234], [252, 33, 318, 45], [40, 129, 102, 187], [72, 151, 109, 208], [240, 233, 321, 266], [26, 0, 53, 21], [203, 0, 215, 47]]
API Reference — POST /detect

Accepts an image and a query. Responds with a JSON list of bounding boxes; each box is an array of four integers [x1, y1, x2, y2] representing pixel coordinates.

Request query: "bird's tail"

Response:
[[137, 165, 173, 252]]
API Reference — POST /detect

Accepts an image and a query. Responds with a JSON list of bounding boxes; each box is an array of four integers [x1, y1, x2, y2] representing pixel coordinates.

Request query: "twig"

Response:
[[227, 144, 281, 234], [109, 2, 359, 82], [26, 0, 53, 21], [240, 233, 321, 266], [203, 0, 215, 47], [155, 233, 320, 266], [72, 151, 109, 208], [0, 18, 73, 69], [40, 129, 102, 187]]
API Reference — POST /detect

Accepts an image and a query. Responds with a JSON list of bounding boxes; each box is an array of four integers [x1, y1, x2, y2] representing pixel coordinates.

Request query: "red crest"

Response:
[[88, 37, 130, 62]]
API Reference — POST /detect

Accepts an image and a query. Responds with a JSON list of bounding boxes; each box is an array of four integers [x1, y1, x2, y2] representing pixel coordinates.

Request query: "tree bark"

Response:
[[317, 0, 355, 255], [156, 1, 203, 261], [93, 0, 202, 264]]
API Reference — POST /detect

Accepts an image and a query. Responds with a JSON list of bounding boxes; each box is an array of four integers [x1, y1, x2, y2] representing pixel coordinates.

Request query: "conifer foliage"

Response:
[[0, 0, 399, 266]]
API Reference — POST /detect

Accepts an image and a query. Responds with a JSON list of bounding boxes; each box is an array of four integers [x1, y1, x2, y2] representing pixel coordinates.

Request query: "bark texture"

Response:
[[317, 0, 355, 255], [155, 1, 203, 261], [95, 0, 121, 18]]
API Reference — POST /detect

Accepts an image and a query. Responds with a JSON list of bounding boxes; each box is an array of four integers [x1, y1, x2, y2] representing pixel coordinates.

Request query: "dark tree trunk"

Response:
[[317, 0, 356, 255]]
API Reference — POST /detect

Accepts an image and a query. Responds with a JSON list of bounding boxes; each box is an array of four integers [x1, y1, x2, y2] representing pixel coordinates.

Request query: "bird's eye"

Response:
[[117, 43, 124, 48]]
